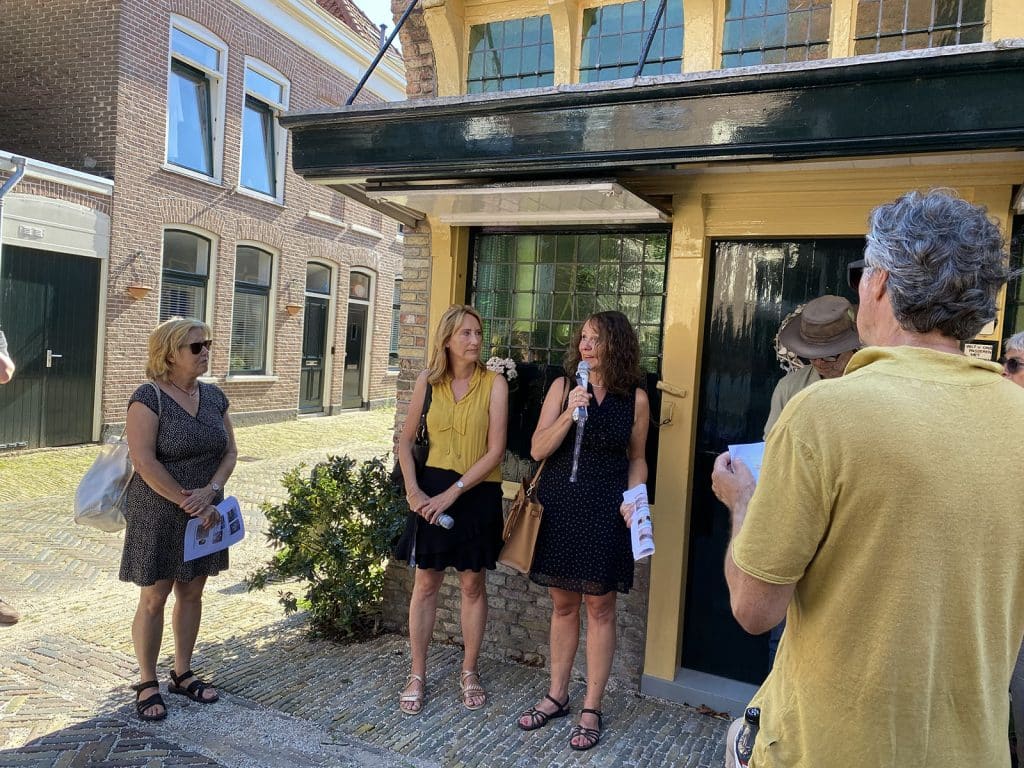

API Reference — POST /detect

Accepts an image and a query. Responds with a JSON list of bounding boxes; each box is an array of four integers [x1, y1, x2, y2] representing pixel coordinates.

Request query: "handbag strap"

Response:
[[415, 382, 432, 439], [117, 381, 164, 440], [527, 376, 574, 493]]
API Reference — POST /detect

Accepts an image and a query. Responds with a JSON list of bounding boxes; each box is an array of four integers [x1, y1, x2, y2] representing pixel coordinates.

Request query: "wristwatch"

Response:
[[455, 479, 465, 491], [210, 481, 222, 493]]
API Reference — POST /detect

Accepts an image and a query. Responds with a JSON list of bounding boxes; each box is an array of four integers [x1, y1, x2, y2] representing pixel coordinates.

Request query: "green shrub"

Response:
[[247, 454, 407, 640]]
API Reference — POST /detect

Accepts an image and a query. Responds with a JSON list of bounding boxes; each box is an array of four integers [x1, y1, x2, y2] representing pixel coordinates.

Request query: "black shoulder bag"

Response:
[[391, 382, 433, 495]]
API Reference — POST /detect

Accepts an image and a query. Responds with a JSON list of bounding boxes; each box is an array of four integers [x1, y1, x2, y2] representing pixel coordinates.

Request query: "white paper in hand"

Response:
[[622, 484, 655, 561], [183, 496, 245, 562], [727, 442, 765, 483]]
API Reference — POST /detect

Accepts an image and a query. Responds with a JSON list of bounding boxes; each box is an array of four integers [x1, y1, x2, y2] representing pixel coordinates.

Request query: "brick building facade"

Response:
[[0, 0, 406, 450]]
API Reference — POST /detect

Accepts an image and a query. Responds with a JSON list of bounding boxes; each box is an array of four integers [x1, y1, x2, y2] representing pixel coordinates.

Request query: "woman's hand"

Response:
[[567, 385, 591, 413], [620, 500, 635, 527], [179, 484, 216, 515], [415, 487, 458, 524], [191, 504, 220, 531], [406, 488, 429, 513]]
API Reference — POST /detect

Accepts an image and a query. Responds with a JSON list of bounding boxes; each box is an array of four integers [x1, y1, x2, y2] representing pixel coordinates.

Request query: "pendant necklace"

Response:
[[168, 379, 199, 398]]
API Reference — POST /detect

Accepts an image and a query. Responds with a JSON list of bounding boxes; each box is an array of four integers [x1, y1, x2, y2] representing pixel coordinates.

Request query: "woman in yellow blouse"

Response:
[[393, 305, 508, 716]]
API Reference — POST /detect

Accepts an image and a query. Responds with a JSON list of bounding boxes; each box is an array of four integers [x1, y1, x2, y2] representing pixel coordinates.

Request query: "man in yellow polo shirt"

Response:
[[713, 190, 1024, 767]]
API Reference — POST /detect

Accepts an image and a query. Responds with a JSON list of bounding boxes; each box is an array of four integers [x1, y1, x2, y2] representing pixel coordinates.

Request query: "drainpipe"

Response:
[[0, 155, 28, 317]]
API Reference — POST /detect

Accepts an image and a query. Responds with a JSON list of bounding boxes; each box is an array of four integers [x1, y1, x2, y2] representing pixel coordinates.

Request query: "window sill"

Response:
[[351, 223, 384, 239], [386, 368, 399, 377], [161, 163, 224, 188], [224, 374, 280, 383], [306, 210, 349, 231], [234, 185, 285, 207]]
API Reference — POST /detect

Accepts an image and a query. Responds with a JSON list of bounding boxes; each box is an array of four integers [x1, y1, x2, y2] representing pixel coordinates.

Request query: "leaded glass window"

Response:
[[854, 0, 984, 54], [471, 232, 668, 373], [721, 0, 832, 68], [467, 16, 555, 93], [580, 0, 684, 82]]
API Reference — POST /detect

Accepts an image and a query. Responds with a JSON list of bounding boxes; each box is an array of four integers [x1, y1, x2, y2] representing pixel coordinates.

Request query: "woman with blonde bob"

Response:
[[121, 317, 237, 721], [393, 304, 508, 715]]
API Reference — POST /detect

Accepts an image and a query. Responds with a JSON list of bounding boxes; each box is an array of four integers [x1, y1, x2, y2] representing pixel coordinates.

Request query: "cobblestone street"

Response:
[[0, 411, 727, 767]]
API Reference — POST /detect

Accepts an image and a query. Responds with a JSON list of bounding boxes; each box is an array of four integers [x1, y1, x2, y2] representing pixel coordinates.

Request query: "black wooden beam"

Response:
[[284, 46, 1024, 183]]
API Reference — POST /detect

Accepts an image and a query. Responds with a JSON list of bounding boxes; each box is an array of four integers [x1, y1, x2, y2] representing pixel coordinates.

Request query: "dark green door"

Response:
[[342, 303, 367, 409], [682, 238, 864, 685], [0, 245, 100, 449], [299, 296, 329, 413]]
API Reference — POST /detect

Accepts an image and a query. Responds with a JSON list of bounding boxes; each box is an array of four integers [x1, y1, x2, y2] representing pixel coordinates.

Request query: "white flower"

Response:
[[485, 356, 518, 382]]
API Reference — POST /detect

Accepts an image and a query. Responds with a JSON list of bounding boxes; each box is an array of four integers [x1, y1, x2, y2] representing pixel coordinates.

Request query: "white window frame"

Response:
[[226, 241, 279, 380], [237, 58, 289, 204], [165, 16, 228, 184]]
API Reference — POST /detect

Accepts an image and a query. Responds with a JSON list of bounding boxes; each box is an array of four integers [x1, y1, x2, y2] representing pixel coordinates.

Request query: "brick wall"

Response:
[[380, 0, 650, 691], [0, 0, 403, 432]]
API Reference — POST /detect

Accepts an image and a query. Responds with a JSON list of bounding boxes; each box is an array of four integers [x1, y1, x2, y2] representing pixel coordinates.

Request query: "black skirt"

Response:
[[392, 466, 504, 572]]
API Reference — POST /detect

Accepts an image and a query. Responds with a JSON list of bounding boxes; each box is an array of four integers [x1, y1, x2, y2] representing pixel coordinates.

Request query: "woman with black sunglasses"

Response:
[[120, 317, 237, 721]]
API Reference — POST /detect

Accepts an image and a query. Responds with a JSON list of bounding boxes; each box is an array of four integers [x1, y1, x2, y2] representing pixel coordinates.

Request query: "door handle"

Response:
[[46, 350, 63, 368]]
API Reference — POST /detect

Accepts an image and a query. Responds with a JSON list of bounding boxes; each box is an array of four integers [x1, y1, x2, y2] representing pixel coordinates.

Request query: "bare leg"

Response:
[[571, 591, 616, 748], [131, 580, 173, 718], [171, 576, 217, 701], [402, 568, 445, 713], [458, 569, 488, 708], [518, 587, 581, 727]]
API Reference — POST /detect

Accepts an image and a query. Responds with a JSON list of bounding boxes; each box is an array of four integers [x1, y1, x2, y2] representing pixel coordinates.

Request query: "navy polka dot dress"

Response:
[[119, 382, 230, 586], [530, 383, 636, 595]]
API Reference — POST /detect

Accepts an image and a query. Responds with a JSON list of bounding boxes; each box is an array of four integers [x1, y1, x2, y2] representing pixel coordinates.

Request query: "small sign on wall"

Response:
[[962, 340, 998, 361]]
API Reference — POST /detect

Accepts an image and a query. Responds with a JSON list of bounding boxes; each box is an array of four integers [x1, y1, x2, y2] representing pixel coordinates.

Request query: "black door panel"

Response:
[[681, 238, 863, 685]]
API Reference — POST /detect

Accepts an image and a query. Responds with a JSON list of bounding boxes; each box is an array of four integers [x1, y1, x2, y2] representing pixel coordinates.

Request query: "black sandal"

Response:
[[569, 708, 603, 751], [168, 669, 219, 704], [131, 680, 167, 721], [517, 694, 570, 731]]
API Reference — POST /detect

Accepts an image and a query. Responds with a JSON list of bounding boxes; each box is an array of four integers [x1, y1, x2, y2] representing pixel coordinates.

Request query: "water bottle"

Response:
[[435, 513, 454, 529], [734, 707, 760, 767]]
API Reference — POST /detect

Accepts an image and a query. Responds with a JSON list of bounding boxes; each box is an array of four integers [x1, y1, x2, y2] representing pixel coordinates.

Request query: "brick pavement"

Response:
[[0, 411, 727, 767]]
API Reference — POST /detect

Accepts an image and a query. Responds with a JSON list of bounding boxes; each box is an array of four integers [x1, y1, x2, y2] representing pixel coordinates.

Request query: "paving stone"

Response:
[[0, 411, 728, 767]]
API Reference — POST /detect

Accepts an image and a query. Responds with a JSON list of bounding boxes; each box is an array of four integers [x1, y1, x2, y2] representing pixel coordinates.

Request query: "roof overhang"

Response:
[[282, 43, 1024, 225]]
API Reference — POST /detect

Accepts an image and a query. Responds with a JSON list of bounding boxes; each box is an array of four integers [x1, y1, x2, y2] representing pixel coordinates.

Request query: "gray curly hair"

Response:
[[864, 190, 1009, 341], [1005, 331, 1024, 354]]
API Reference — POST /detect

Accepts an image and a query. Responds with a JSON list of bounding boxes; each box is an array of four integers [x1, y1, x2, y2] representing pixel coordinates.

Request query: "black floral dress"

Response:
[[530, 385, 636, 595], [119, 382, 229, 586]]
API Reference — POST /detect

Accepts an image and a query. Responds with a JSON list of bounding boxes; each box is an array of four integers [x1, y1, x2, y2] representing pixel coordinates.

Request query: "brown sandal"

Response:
[[460, 670, 486, 710], [517, 694, 570, 731], [570, 708, 603, 751]]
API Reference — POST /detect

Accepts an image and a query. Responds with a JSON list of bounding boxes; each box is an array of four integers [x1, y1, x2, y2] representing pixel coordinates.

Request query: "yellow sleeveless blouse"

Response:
[[426, 367, 501, 482]]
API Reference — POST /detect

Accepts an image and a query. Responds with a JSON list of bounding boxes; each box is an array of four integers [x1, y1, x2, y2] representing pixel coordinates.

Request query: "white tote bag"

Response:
[[73, 382, 161, 532]]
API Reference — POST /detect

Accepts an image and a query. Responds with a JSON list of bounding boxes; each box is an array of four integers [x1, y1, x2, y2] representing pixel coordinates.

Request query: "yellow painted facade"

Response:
[[420, 0, 1024, 694]]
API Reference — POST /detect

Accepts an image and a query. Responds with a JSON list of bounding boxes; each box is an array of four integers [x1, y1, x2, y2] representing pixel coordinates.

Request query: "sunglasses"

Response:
[[847, 259, 867, 293], [182, 340, 212, 355], [811, 354, 841, 363], [1001, 357, 1024, 375]]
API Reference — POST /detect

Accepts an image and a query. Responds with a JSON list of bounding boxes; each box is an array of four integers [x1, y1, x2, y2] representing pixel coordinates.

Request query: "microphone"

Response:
[[573, 360, 590, 423]]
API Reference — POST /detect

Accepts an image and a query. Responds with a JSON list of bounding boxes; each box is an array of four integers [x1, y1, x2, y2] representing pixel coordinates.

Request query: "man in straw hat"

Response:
[[713, 190, 1024, 767], [763, 295, 861, 439]]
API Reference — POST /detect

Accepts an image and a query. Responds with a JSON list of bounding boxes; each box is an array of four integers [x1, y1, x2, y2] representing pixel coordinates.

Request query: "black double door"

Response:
[[682, 238, 864, 685], [0, 245, 100, 449]]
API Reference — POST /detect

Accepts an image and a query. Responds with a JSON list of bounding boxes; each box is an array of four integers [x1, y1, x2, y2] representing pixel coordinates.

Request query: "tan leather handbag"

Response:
[[498, 377, 571, 573], [498, 462, 546, 573]]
